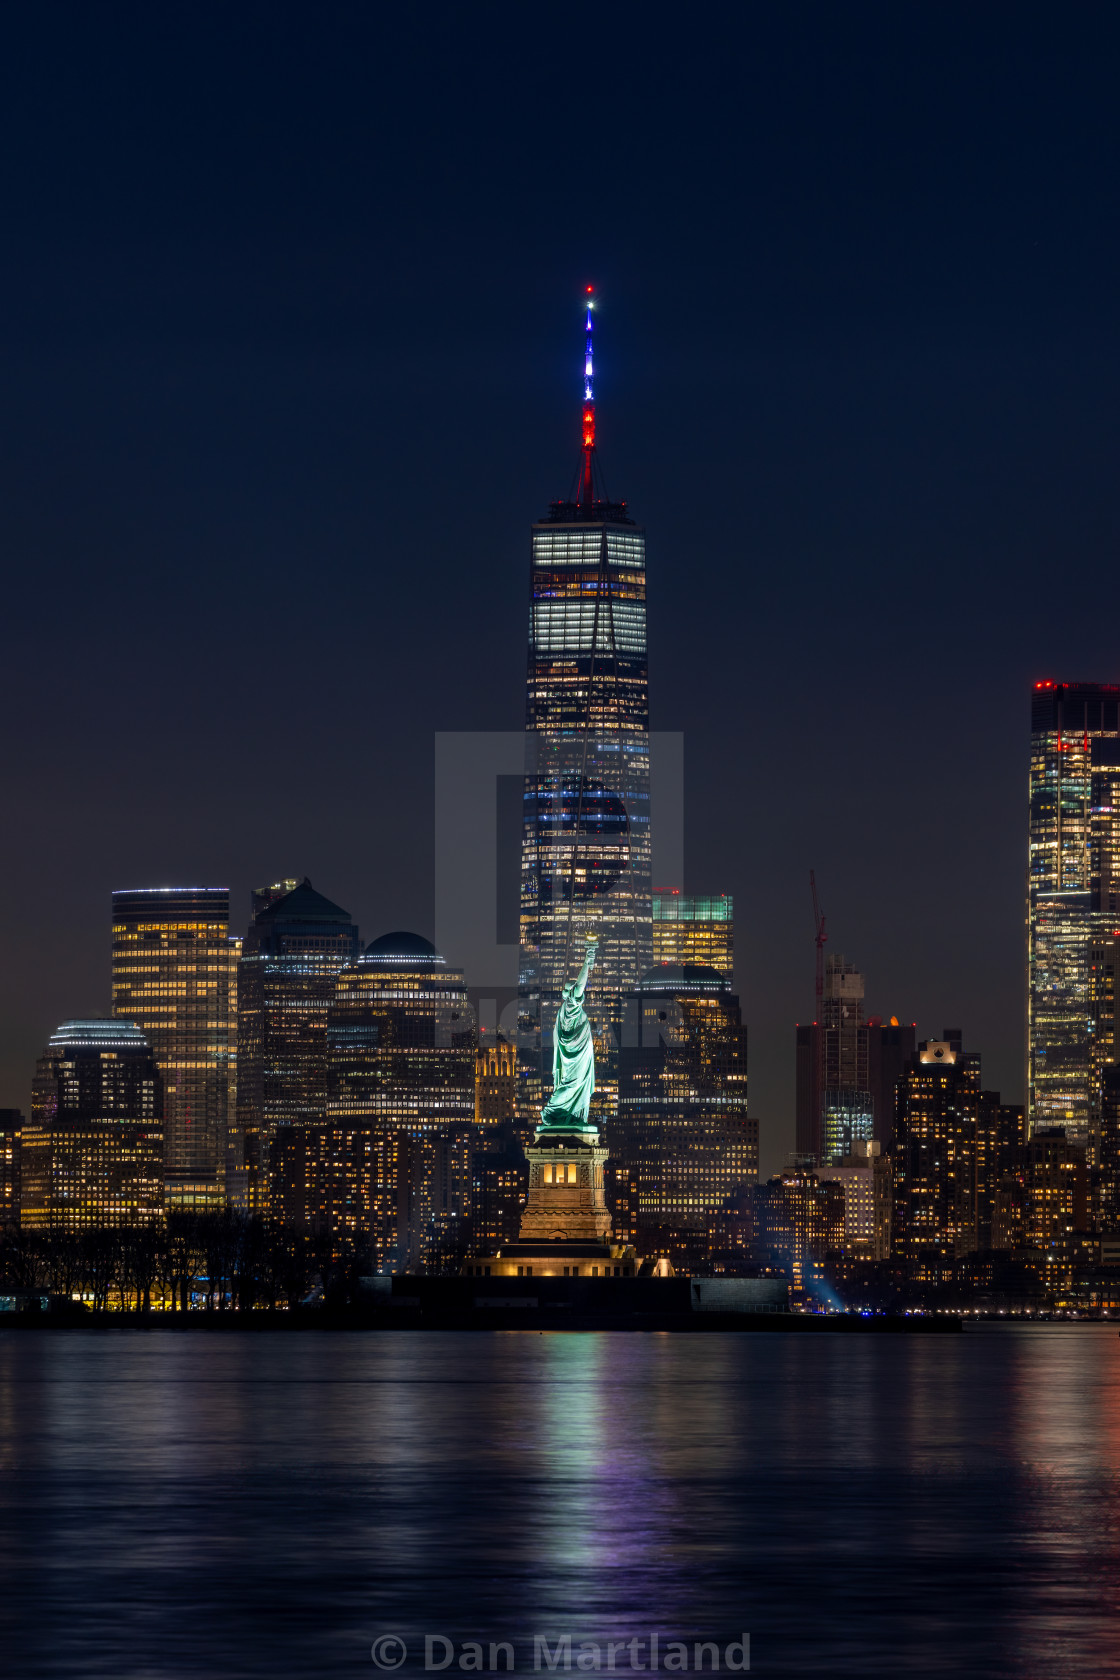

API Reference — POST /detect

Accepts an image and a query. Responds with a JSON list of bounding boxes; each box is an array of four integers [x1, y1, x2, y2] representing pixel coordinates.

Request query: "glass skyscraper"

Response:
[[326, 932, 477, 1270], [519, 293, 652, 1107], [795, 953, 872, 1163], [111, 887, 239, 1208], [22, 1020, 163, 1230], [616, 964, 756, 1270], [1029, 681, 1120, 1151], [652, 892, 734, 978], [235, 877, 360, 1214]]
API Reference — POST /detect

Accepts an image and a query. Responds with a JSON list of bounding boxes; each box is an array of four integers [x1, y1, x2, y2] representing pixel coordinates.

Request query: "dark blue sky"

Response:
[[2, 3, 1118, 1170]]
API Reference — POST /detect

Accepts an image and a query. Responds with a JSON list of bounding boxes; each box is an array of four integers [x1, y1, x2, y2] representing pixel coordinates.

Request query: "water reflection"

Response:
[[2, 1328, 1120, 1676]]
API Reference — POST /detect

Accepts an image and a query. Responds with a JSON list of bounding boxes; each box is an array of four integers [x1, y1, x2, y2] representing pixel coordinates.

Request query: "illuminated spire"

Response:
[[580, 285, 595, 506]]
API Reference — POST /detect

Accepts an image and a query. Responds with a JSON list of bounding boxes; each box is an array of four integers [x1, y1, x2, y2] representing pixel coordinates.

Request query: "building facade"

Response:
[[111, 887, 238, 1208], [326, 932, 477, 1270], [467, 1039, 527, 1252], [21, 1020, 163, 1230], [752, 1171, 845, 1294], [1028, 681, 1120, 1150], [616, 964, 756, 1269], [796, 953, 872, 1163], [818, 1140, 892, 1260], [867, 1019, 917, 1146], [268, 1123, 370, 1253], [519, 296, 652, 1118], [236, 878, 360, 1216], [0, 1110, 22, 1227], [892, 1034, 993, 1284], [1098, 1065, 1120, 1234], [652, 893, 734, 978], [475, 1039, 521, 1135], [1021, 1128, 1089, 1264], [468, 1144, 527, 1255]]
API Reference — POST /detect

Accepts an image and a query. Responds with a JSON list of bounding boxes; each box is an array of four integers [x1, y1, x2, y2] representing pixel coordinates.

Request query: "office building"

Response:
[[616, 964, 756, 1269], [268, 1123, 370, 1252], [992, 1125, 1090, 1283], [519, 293, 652, 1112], [796, 953, 872, 1162], [468, 1143, 527, 1254], [326, 932, 476, 1270], [0, 1110, 21, 1227], [752, 1170, 845, 1294], [706, 1186, 756, 1273], [867, 1018, 917, 1146], [1021, 1128, 1089, 1263], [892, 1032, 991, 1285], [652, 893, 733, 978], [1028, 681, 1120, 1148], [1097, 1064, 1120, 1235], [1088, 936, 1120, 1175], [236, 877, 360, 1216], [467, 1039, 527, 1252], [818, 1139, 891, 1259], [475, 1038, 521, 1136], [820, 1089, 874, 1164], [21, 1020, 162, 1230], [112, 887, 238, 1208]]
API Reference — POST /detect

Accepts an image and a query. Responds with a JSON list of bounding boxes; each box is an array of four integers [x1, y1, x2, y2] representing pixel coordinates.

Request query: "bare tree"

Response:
[[81, 1229, 119, 1312], [165, 1211, 205, 1313], [121, 1226, 161, 1313]]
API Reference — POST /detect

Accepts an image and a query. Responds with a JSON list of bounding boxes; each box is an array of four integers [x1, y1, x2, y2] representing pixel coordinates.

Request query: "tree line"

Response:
[[0, 1210, 371, 1313]]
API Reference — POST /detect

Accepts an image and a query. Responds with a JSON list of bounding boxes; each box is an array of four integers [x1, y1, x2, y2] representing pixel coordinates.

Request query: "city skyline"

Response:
[[3, 676, 1113, 1180], [6, 643, 1106, 1189], [2, 12, 1118, 1178]]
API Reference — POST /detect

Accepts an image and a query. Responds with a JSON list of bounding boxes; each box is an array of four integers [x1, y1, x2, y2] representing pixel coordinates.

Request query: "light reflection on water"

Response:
[[1, 1327, 1120, 1676]]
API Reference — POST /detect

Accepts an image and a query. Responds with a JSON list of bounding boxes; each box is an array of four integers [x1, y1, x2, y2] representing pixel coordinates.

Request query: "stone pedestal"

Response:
[[519, 1132, 612, 1246], [462, 1123, 638, 1278]]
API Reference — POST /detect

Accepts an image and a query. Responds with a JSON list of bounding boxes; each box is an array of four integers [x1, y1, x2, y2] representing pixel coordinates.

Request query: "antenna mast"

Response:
[[579, 286, 595, 507]]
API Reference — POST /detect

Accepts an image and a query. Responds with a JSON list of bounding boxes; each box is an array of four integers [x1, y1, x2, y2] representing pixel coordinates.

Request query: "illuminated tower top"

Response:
[[549, 286, 630, 524], [580, 286, 596, 506]]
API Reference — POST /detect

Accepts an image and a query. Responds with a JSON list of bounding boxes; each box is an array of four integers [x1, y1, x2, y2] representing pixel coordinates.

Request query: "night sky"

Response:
[[2, 4, 1118, 1173]]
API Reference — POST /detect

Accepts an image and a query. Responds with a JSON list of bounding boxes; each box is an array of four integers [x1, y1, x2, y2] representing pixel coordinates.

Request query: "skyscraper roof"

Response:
[[49, 1019, 151, 1050], [360, 931, 445, 968], [255, 878, 353, 924], [637, 964, 731, 994]]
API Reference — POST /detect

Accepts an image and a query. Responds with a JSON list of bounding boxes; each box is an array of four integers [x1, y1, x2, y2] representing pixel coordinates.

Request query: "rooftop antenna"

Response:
[[579, 285, 595, 507]]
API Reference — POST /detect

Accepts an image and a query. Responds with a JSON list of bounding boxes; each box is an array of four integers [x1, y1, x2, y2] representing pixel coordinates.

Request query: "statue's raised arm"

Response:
[[569, 936, 598, 1002], [539, 935, 599, 1133]]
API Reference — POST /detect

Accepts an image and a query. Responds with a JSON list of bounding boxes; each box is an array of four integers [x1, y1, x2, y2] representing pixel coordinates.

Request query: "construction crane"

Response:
[[809, 869, 827, 1022]]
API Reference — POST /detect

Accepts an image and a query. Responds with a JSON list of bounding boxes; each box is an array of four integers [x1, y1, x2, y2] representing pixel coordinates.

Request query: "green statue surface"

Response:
[[539, 937, 598, 1131]]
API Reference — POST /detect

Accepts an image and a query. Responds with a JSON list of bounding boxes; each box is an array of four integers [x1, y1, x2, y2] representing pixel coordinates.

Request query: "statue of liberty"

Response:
[[539, 935, 598, 1131]]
